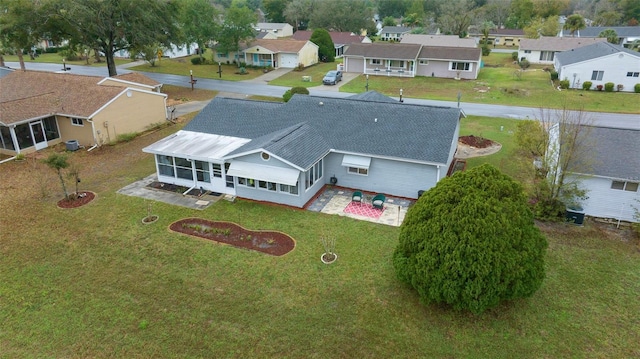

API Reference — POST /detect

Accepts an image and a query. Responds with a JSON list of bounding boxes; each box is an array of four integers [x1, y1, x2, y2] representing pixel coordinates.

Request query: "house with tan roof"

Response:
[[343, 42, 482, 79], [0, 71, 167, 156], [254, 23, 294, 38], [518, 36, 607, 64], [212, 39, 318, 68], [469, 28, 525, 47], [291, 30, 371, 58]]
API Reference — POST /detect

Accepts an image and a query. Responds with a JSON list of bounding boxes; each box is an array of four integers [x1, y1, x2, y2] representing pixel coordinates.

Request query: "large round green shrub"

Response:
[[393, 164, 548, 314], [604, 82, 614, 92], [282, 86, 309, 102]]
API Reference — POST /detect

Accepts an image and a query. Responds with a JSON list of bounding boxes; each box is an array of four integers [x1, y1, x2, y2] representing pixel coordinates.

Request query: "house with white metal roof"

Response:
[[143, 92, 463, 208]]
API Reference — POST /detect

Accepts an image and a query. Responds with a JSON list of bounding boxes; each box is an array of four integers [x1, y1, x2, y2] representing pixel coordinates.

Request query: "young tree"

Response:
[[393, 164, 548, 314], [564, 14, 586, 37], [180, 0, 220, 62], [479, 21, 496, 44], [54, 0, 181, 76], [44, 153, 70, 200], [598, 28, 619, 44], [382, 16, 397, 27], [310, 28, 335, 62], [217, 4, 257, 66]]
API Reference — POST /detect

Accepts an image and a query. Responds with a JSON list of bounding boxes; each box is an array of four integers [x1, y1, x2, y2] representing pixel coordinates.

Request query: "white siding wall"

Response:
[[572, 175, 640, 223], [557, 52, 640, 92]]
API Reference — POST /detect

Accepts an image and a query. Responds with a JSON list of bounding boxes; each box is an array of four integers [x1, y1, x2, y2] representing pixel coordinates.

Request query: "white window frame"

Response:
[[279, 183, 299, 196], [347, 167, 368, 176], [370, 58, 381, 65], [419, 59, 428, 65], [539, 51, 554, 61], [71, 118, 84, 126], [305, 158, 323, 190], [611, 180, 638, 192], [591, 70, 604, 81], [450, 62, 471, 71]]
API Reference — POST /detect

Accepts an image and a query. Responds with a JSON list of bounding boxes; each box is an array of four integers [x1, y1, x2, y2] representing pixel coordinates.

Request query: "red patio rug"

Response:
[[343, 201, 384, 219]]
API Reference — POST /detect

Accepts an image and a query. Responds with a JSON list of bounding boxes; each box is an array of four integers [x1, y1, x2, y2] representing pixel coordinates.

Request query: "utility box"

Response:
[[565, 206, 585, 225], [65, 140, 79, 151]]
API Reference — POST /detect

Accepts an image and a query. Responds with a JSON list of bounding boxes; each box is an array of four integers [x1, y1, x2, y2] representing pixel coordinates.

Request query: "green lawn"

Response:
[[269, 60, 343, 88], [338, 52, 638, 114], [3, 52, 132, 67], [128, 55, 266, 81], [0, 117, 639, 357]]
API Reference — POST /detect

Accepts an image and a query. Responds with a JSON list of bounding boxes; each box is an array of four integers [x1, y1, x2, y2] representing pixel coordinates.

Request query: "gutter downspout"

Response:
[[86, 118, 99, 151]]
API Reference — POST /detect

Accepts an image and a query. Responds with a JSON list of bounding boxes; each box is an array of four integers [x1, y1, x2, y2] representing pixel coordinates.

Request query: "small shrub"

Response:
[[511, 51, 518, 61], [238, 66, 247, 74], [559, 79, 570, 89], [518, 59, 530, 70], [635, 83, 640, 93], [616, 84, 624, 92], [481, 44, 491, 56], [190, 57, 202, 65], [550, 70, 558, 80], [582, 81, 592, 90], [283, 86, 310, 102], [596, 84, 604, 91], [604, 82, 614, 92]]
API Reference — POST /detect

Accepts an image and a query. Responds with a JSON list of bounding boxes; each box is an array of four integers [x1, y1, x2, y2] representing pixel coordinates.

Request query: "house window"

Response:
[[348, 167, 368, 175], [71, 118, 84, 126], [371, 59, 381, 65], [450, 62, 471, 71], [524, 50, 531, 54], [194, 160, 210, 183], [305, 158, 323, 189], [626, 72, 639, 77], [389, 60, 404, 67], [157, 155, 175, 177], [238, 177, 255, 188], [591, 71, 604, 81], [224, 163, 234, 188], [611, 181, 638, 192], [0, 126, 15, 150], [419, 60, 428, 65], [174, 157, 193, 180], [211, 163, 222, 178], [218, 53, 228, 58], [279, 183, 299, 195], [539, 51, 554, 61], [258, 180, 277, 191]]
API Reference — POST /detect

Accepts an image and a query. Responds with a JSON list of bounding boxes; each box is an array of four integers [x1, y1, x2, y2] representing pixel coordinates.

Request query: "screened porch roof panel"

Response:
[[142, 130, 250, 162]]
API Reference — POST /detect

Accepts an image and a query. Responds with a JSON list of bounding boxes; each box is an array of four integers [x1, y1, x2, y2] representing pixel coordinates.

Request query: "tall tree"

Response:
[[481, 0, 510, 28], [217, 4, 257, 66], [506, 0, 535, 28], [180, 0, 220, 61], [564, 14, 586, 37], [263, 0, 290, 23], [284, 0, 314, 31], [438, 0, 476, 36], [404, 0, 425, 27], [534, 0, 568, 18], [393, 164, 548, 314], [309, 0, 372, 33], [309, 28, 334, 62], [54, 0, 181, 76], [0, 0, 44, 70], [598, 28, 619, 44], [377, 0, 408, 18], [523, 16, 560, 38]]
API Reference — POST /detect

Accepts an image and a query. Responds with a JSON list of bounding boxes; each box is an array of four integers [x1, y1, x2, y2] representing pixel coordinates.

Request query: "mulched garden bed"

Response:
[[170, 218, 295, 256], [57, 191, 96, 209], [459, 135, 495, 148]]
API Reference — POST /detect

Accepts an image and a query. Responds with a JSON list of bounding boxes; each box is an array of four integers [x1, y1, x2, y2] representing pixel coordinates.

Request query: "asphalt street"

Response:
[[5, 61, 639, 130]]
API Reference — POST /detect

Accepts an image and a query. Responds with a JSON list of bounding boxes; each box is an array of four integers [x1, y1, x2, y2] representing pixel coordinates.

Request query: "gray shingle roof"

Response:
[[347, 91, 398, 103], [418, 46, 481, 61], [381, 26, 412, 34], [519, 36, 606, 51], [561, 26, 640, 37], [574, 126, 640, 181], [183, 94, 461, 168], [343, 43, 421, 60], [555, 42, 640, 66]]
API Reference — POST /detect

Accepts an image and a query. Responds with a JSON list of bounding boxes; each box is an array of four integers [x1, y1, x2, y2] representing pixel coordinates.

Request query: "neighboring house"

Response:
[[400, 34, 477, 48], [560, 26, 640, 48], [554, 42, 640, 92], [291, 30, 371, 58], [548, 124, 640, 223], [142, 92, 462, 208], [256, 31, 278, 40], [518, 36, 607, 64], [379, 26, 412, 41], [469, 28, 525, 47], [254, 23, 294, 38], [0, 71, 167, 156], [343, 42, 482, 79], [212, 39, 318, 68], [114, 43, 200, 59]]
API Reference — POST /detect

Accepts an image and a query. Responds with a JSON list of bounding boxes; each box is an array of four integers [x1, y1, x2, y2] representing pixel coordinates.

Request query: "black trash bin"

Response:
[[418, 190, 425, 198], [565, 206, 585, 225], [65, 140, 79, 151]]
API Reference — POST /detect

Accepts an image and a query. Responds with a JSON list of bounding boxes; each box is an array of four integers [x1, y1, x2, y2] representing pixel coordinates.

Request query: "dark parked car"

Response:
[[323, 70, 343, 85]]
